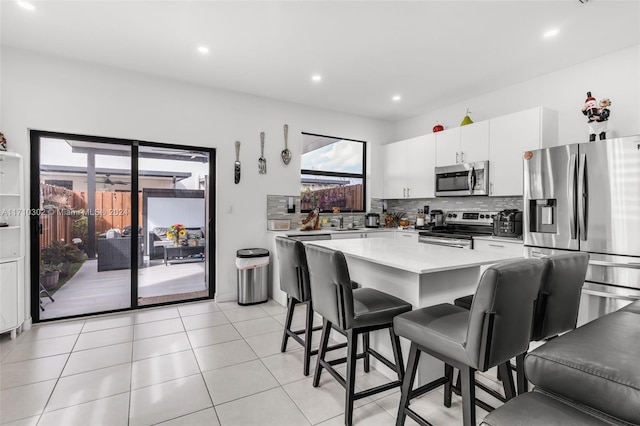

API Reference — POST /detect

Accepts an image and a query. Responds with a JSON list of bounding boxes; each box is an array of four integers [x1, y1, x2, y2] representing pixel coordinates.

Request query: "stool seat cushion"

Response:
[[481, 391, 613, 426], [525, 310, 640, 425], [394, 304, 473, 367], [351, 288, 412, 329]]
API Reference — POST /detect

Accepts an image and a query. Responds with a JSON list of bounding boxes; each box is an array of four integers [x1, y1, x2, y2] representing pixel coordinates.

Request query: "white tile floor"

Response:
[[0, 299, 502, 425]]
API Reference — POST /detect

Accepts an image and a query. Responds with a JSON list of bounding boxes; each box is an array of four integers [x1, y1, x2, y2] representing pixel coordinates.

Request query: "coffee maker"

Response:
[[430, 209, 445, 228]]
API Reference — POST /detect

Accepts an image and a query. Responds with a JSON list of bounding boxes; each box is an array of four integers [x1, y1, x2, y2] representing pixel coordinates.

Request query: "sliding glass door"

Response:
[[136, 146, 210, 306], [31, 131, 214, 321]]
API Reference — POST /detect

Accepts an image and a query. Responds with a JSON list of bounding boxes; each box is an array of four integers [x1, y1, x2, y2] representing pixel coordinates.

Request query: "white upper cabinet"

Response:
[[435, 127, 460, 166], [383, 135, 435, 199], [435, 121, 489, 166], [459, 121, 490, 164], [488, 107, 558, 196]]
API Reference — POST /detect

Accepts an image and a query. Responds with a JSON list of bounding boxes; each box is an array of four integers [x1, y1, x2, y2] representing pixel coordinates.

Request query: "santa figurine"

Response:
[[582, 92, 612, 141]]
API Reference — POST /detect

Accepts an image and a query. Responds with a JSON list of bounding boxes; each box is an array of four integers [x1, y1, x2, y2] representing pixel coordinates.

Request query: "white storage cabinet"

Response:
[[488, 107, 558, 196], [435, 121, 489, 167], [383, 135, 436, 199], [0, 152, 25, 339]]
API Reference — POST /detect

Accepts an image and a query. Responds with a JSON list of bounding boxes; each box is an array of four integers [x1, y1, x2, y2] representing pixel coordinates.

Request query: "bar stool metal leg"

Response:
[[345, 329, 358, 426], [304, 299, 315, 376], [396, 343, 420, 426], [281, 296, 297, 352], [313, 319, 332, 387]]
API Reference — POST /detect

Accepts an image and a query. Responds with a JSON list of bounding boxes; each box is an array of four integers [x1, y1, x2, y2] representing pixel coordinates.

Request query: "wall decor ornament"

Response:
[[432, 122, 444, 133], [0, 132, 6, 151], [582, 91, 611, 142], [460, 108, 473, 126]]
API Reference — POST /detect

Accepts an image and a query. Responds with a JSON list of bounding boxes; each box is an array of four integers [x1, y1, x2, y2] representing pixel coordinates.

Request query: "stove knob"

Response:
[[453, 214, 458, 218], [480, 214, 485, 219], [448, 214, 453, 218]]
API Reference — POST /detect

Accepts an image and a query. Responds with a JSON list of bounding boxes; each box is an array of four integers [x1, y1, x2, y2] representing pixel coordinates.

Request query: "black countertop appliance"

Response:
[[493, 209, 523, 238]]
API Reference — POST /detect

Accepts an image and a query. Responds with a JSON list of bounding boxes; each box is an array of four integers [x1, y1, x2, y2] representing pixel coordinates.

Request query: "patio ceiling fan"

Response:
[[96, 174, 129, 186]]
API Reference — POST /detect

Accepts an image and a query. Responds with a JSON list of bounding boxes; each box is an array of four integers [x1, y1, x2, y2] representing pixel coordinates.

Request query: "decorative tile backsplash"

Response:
[[267, 194, 366, 229], [268, 194, 522, 229], [371, 197, 523, 222]]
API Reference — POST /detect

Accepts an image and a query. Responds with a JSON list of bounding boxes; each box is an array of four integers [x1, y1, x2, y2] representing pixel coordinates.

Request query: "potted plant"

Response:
[[40, 261, 62, 290]]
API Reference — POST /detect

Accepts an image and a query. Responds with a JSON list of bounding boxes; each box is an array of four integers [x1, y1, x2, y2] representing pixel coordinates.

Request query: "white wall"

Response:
[[1, 47, 394, 312], [147, 198, 205, 231], [394, 45, 640, 144]]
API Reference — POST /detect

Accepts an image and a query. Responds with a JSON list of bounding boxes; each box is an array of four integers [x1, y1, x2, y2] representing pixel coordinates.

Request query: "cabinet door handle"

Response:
[[461, 151, 465, 162], [456, 152, 459, 163], [490, 182, 493, 195], [403, 188, 406, 197], [488, 244, 504, 248], [407, 188, 410, 197]]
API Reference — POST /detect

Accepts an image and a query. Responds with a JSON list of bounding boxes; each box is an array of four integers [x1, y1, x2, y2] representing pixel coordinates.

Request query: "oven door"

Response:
[[435, 161, 488, 196], [418, 236, 472, 249]]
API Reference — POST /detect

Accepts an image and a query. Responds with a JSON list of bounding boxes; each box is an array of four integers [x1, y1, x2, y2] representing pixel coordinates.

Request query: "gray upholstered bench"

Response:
[[482, 300, 640, 426]]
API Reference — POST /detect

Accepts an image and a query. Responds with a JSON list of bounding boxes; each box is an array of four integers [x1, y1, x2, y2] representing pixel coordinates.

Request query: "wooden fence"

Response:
[[40, 184, 142, 249], [300, 184, 363, 211]]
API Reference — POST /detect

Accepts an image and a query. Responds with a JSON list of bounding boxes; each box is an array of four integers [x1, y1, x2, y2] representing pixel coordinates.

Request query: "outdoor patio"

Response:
[[40, 258, 208, 319]]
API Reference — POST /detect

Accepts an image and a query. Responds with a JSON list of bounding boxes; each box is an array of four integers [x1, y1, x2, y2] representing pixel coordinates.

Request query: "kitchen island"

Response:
[[306, 237, 522, 383]]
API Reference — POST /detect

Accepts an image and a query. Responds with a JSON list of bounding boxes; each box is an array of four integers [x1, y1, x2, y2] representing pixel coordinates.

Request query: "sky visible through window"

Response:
[[301, 140, 363, 174]]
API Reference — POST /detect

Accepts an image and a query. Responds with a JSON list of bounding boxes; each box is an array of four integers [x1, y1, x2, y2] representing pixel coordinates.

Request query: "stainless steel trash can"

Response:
[[236, 248, 269, 305]]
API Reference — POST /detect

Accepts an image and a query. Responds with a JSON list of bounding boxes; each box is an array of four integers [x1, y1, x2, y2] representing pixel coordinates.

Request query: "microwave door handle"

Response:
[[568, 154, 577, 240], [467, 168, 474, 194], [578, 154, 587, 241]]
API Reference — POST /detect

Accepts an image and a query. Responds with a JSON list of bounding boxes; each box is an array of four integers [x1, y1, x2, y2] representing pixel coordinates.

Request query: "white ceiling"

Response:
[[2, 1, 639, 122]]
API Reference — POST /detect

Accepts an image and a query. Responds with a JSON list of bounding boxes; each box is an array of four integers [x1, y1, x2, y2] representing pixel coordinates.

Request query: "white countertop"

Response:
[[307, 238, 521, 274], [267, 227, 397, 236]]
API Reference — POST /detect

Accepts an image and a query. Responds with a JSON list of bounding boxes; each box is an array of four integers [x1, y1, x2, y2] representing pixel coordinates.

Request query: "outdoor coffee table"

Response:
[[163, 245, 205, 265]]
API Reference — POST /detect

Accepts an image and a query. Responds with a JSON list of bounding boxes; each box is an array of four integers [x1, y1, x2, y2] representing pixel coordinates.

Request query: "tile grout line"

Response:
[[177, 304, 221, 426]]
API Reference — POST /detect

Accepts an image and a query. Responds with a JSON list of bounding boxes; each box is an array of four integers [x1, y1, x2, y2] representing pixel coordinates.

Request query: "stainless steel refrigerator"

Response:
[[523, 135, 640, 326]]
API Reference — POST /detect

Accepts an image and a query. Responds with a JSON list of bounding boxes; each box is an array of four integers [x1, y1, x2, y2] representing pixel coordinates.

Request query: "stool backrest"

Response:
[[276, 236, 310, 302], [305, 244, 354, 330], [467, 258, 546, 371], [532, 252, 589, 341]]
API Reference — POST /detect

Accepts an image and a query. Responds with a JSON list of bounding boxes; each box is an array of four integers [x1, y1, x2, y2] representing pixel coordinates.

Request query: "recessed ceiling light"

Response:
[[392, 95, 402, 102], [311, 75, 322, 82], [17, 1, 35, 11], [197, 46, 210, 54], [543, 29, 559, 38]]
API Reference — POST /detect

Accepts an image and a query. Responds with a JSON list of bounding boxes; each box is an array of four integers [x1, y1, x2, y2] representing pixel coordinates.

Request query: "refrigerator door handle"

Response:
[[577, 153, 587, 241], [568, 154, 577, 240], [582, 289, 639, 302], [589, 260, 640, 269]]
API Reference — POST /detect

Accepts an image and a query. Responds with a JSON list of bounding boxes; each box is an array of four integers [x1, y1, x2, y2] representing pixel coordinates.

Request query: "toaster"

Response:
[[493, 209, 523, 238]]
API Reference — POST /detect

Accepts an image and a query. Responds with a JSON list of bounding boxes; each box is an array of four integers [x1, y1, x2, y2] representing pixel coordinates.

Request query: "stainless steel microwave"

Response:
[[435, 161, 489, 196]]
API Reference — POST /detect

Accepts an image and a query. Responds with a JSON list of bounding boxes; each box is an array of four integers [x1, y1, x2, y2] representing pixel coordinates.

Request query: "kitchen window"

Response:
[[301, 133, 366, 213]]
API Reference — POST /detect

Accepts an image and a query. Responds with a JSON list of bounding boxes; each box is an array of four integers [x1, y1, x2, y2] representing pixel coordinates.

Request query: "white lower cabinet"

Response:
[[473, 238, 524, 256], [0, 261, 19, 338]]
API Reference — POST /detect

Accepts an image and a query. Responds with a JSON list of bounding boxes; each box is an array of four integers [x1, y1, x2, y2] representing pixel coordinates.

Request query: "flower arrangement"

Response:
[[166, 223, 186, 245]]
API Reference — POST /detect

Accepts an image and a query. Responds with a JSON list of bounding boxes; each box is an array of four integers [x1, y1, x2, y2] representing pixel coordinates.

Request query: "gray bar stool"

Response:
[[305, 244, 412, 426], [276, 236, 348, 376], [394, 258, 546, 426], [452, 252, 589, 397]]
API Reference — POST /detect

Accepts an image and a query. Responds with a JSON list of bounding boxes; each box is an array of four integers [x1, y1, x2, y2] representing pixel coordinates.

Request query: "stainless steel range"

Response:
[[418, 211, 496, 249]]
